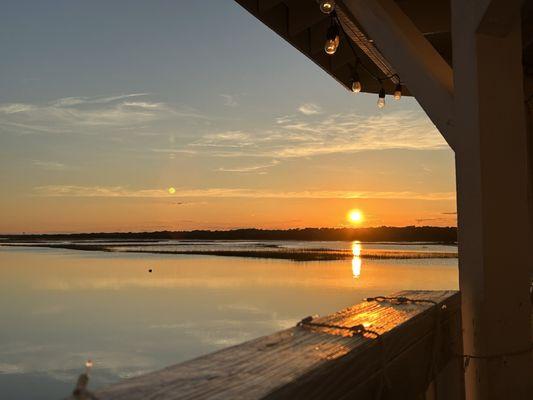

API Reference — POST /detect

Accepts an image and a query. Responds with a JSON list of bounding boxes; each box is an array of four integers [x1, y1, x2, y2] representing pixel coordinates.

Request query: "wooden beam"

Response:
[[286, 0, 325, 38], [477, 0, 525, 37], [395, 0, 450, 35], [342, 0, 457, 150], [258, 0, 284, 13], [95, 291, 462, 400]]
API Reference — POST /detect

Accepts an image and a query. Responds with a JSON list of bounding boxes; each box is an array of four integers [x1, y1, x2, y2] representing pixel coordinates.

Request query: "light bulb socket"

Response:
[[378, 87, 386, 99], [326, 23, 339, 41], [394, 83, 402, 100]]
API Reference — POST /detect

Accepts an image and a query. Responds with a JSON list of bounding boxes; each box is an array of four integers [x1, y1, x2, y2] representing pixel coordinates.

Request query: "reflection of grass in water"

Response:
[[4, 243, 457, 262], [120, 249, 458, 261]]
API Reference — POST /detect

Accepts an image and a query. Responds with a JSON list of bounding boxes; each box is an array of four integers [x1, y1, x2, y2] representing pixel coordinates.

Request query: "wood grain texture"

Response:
[[96, 290, 461, 400]]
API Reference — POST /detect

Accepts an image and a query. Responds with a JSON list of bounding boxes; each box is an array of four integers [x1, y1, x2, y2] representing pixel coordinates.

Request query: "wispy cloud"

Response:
[[34, 185, 455, 201], [0, 103, 35, 114], [216, 160, 280, 173], [121, 101, 164, 109], [50, 93, 150, 107], [205, 131, 250, 141], [298, 103, 322, 115], [275, 111, 446, 156], [0, 94, 207, 135], [150, 148, 198, 155], [190, 130, 254, 148], [32, 160, 67, 170], [415, 211, 457, 225], [184, 110, 447, 160], [415, 217, 457, 225], [220, 94, 238, 107], [172, 201, 209, 206], [276, 115, 293, 124]]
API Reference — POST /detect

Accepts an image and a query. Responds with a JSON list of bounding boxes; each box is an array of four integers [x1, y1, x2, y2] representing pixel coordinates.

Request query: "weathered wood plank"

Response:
[[96, 290, 461, 400]]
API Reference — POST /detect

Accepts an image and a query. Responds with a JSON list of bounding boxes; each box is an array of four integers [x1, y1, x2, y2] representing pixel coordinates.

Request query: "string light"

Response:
[[377, 87, 386, 108], [394, 83, 402, 100], [351, 72, 362, 93], [316, 3, 404, 106], [319, 0, 335, 14], [324, 19, 340, 55]]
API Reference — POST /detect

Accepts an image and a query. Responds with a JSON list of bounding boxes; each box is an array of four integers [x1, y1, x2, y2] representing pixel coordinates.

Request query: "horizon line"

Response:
[[0, 225, 458, 237]]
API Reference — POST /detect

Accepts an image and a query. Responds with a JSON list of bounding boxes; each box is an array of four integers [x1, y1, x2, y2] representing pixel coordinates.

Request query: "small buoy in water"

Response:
[[85, 359, 93, 374], [148, 269, 153, 273]]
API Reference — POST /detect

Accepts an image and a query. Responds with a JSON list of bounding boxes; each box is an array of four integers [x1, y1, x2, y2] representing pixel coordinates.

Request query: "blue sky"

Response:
[[0, 0, 456, 233]]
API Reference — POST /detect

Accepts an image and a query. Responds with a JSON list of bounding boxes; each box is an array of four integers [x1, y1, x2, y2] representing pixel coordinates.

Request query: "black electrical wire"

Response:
[[332, 11, 401, 86]]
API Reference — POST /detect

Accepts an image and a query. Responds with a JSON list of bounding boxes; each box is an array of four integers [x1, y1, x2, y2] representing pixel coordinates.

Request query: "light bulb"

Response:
[[377, 88, 386, 108], [324, 39, 339, 55], [324, 24, 340, 55], [351, 75, 361, 93], [394, 83, 402, 100], [319, 1, 335, 14]]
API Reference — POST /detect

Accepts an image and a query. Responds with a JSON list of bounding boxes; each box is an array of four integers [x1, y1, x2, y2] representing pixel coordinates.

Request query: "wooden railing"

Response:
[[75, 290, 463, 400]]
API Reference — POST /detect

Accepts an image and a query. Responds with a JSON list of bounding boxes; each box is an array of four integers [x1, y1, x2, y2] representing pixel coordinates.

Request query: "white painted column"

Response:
[[452, 1, 532, 398]]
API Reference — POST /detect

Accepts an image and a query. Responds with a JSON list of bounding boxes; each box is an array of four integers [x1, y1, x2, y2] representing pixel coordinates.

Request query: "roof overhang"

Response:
[[235, 0, 533, 97]]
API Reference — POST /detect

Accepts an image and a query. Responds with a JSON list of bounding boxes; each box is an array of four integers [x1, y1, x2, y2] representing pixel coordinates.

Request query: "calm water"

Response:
[[0, 243, 458, 399]]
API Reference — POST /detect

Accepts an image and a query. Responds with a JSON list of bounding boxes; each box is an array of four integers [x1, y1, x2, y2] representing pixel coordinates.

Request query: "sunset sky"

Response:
[[0, 0, 456, 233]]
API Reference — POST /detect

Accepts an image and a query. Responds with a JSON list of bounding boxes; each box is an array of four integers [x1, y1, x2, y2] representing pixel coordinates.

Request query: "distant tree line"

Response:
[[0, 226, 457, 243]]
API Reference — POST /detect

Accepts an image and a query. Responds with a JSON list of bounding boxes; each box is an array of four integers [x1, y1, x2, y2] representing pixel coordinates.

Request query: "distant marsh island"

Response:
[[0, 227, 458, 262], [0, 226, 457, 243]]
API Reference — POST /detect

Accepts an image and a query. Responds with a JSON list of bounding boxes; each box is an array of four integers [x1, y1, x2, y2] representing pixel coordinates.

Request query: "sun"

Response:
[[347, 209, 364, 224], [168, 187, 176, 195]]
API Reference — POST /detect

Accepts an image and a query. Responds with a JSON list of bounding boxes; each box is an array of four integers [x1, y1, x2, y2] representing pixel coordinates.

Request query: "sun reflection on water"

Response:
[[351, 241, 362, 279]]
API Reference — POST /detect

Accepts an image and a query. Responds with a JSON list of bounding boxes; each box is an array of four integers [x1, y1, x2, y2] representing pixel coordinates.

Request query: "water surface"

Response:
[[0, 243, 458, 399]]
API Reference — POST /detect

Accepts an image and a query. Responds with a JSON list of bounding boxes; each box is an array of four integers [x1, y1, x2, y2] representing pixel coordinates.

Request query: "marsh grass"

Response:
[[1, 243, 458, 261]]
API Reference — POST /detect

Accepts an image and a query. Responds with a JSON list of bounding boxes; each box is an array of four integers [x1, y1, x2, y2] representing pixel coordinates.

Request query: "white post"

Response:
[[452, 1, 532, 398]]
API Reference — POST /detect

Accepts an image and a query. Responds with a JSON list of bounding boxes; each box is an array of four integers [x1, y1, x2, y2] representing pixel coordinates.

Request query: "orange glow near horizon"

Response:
[[0, 197, 458, 233]]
